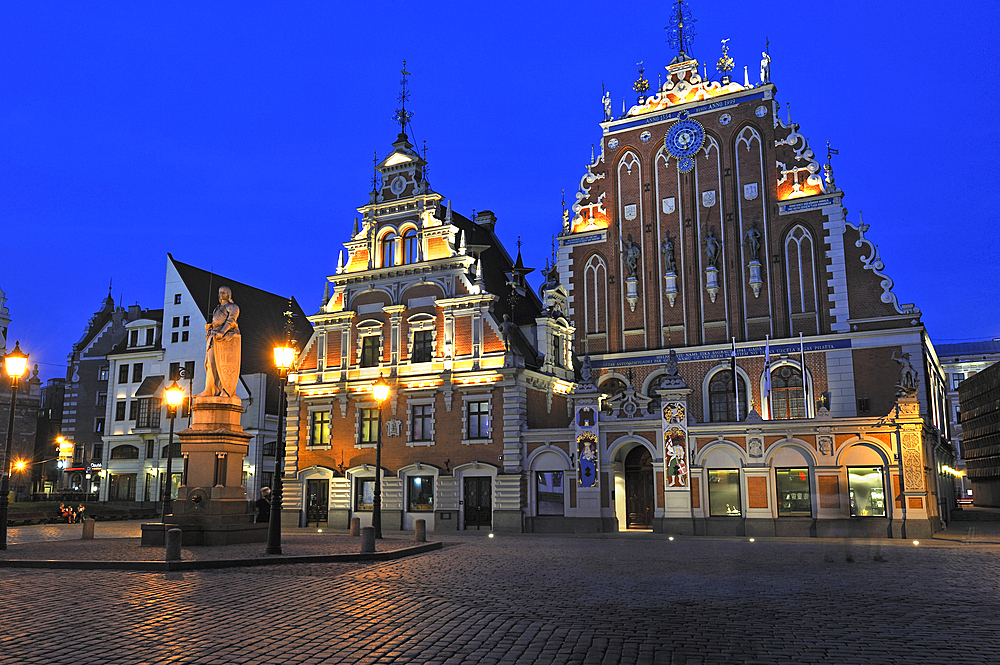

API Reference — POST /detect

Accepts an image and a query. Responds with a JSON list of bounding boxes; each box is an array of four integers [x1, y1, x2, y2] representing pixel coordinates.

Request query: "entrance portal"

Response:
[[306, 478, 329, 525], [624, 446, 654, 529], [463, 476, 492, 530]]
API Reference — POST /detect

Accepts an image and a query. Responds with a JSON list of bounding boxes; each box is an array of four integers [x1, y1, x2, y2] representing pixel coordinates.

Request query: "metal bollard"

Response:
[[350, 516, 361, 537], [414, 519, 426, 542], [81, 518, 95, 540], [360, 526, 375, 553], [165, 528, 183, 561]]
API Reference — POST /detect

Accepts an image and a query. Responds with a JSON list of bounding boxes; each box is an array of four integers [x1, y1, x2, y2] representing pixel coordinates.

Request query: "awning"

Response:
[[134, 375, 164, 398]]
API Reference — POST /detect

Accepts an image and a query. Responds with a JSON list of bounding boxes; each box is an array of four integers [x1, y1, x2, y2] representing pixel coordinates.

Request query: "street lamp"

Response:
[[265, 343, 295, 555], [1, 341, 29, 550], [160, 380, 184, 523], [371, 376, 390, 539]]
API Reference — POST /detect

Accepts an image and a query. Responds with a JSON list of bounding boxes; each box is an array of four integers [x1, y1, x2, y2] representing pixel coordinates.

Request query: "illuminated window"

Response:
[[775, 468, 811, 516], [310, 411, 330, 446], [380, 233, 397, 268], [407, 476, 434, 512], [355, 478, 374, 511], [361, 336, 380, 368], [770, 366, 806, 419], [848, 467, 886, 517], [411, 330, 433, 363], [466, 400, 490, 439], [411, 404, 433, 442], [536, 471, 564, 516], [708, 469, 741, 516], [709, 370, 747, 422], [402, 229, 419, 264]]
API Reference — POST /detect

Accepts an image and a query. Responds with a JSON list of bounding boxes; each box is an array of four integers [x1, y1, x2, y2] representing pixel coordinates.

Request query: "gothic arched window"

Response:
[[380, 233, 397, 268], [785, 225, 817, 333], [770, 365, 806, 419], [401, 229, 419, 264], [584, 254, 608, 334], [709, 370, 748, 422]]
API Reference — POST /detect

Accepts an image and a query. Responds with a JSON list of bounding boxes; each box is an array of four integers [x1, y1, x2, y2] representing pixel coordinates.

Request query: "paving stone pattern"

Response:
[[1, 533, 997, 664]]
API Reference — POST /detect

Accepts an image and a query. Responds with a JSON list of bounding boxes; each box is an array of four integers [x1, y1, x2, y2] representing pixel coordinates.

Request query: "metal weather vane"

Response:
[[392, 60, 413, 134], [665, 0, 696, 59]]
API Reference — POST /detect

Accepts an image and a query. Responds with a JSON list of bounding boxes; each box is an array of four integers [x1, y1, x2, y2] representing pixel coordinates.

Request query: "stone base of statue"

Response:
[[141, 396, 267, 547]]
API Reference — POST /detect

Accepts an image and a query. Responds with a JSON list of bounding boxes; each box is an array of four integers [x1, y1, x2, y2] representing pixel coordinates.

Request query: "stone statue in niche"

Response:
[[891, 351, 919, 397], [199, 286, 241, 398], [660, 233, 676, 272], [622, 235, 641, 279], [702, 228, 721, 268], [743, 223, 762, 261]]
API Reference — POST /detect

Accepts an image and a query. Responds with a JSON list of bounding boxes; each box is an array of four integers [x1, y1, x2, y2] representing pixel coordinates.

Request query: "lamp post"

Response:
[[160, 381, 184, 523], [265, 344, 295, 555], [371, 376, 390, 539], [1, 342, 29, 550]]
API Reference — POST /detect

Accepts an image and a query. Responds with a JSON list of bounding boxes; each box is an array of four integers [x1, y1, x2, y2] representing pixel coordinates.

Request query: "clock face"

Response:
[[678, 156, 695, 173], [664, 119, 705, 159], [755, 105, 768, 118], [390, 176, 406, 195], [719, 113, 731, 125]]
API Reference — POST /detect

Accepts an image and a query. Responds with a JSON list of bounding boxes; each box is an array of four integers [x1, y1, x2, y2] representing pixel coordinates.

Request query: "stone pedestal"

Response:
[[141, 396, 267, 546]]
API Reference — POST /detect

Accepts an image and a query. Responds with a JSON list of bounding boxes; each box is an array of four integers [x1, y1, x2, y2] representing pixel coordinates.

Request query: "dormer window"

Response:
[[129, 330, 138, 347], [402, 229, 419, 264], [145, 328, 154, 346], [380, 233, 397, 268]]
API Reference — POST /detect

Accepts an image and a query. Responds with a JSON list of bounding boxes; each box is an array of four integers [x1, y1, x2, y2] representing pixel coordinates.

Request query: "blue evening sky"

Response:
[[2, 1, 997, 378]]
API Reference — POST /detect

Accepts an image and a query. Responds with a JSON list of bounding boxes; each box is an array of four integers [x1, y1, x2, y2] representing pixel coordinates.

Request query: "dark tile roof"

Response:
[[108, 309, 165, 355], [936, 340, 1000, 359], [169, 254, 314, 414]]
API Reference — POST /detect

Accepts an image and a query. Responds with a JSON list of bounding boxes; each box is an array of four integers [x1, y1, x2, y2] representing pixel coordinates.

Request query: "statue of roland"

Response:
[[199, 286, 241, 398]]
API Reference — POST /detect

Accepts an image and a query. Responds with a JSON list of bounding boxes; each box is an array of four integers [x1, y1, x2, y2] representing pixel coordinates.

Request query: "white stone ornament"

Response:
[[624, 204, 637, 221], [702, 190, 716, 208], [390, 176, 406, 195], [743, 183, 759, 200], [662, 197, 676, 214]]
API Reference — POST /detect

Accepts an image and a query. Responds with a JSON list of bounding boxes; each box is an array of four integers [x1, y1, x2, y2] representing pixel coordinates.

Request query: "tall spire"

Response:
[[392, 59, 413, 137], [665, 0, 697, 62]]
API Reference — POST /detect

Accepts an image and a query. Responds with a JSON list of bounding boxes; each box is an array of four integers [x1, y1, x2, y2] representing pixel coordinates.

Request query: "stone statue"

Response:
[[660, 233, 675, 273], [580, 355, 593, 382], [499, 314, 516, 352], [622, 234, 641, 279], [702, 228, 721, 268], [760, 51, 771, 83], [602, 89, 612, 122], [199, 286, 241, 398], [891, 351, 918, 397], [743, 224, 761, 261], [665, 349, 680, 376]]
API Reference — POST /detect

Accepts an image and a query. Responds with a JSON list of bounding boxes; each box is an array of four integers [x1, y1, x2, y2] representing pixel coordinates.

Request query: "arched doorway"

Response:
[[624, 446, 654, 529]]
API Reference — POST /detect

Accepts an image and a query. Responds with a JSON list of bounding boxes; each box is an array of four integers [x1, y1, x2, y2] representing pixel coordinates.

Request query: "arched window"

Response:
[[401, 229, 419, 264], [785, 225, 817, 333], [110, 445, 139, 460], [709, 370, 747, 422], [380, 233, 397, 268], [770, 365, 806, 419], [584, 254, 608, 334]]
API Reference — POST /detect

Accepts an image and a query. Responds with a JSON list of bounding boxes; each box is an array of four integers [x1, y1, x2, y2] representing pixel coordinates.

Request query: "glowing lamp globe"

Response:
[[3, 341, 28, 380], [373, 377, 390, 404], [274, 345, 295, 374], [165, 381, 184, 411]]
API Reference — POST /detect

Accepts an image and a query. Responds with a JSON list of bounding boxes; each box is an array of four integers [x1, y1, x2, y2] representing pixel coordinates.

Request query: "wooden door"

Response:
[[463, 476, 492, 530], [625, 447, 654, 528], [306, 479, 329, 524]]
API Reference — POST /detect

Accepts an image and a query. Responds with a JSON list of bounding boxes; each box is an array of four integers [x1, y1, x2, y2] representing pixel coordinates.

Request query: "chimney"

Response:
[[128, 304, 141, 320], [475, 209, 497, 232]]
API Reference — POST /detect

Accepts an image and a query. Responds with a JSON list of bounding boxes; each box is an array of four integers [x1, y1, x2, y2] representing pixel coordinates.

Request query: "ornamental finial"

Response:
[[633, 61, 650, 104], [392, 59, 413, 135], [716, 38, 734, 83], [665, 0, 696, 62]]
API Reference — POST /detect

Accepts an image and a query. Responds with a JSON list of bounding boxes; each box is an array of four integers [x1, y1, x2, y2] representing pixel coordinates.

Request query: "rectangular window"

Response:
[[181, 331, 189, 342], [145, 441, 155, 459], [355, 478, 375, 511], [411, 330, 433, 363], [96, 392, 107, 407], [411, 404, 433, 442], [407, 476, 434, 512], [99, 366, 109, 381], [172, 316, 180, 328], [310, 411, 330, 446], [160, 442, 181, 459], [115, 401, 127, 421], [129, 330, 138, 347], [183, 315, 190, 326], [128, 400, 138, 421], [74, 445, 84, 463], [708, 469, 741, 516], [108, 473, 137, 501], [775, 468, 811, 516], [95, 418, 105, 434], [92, 443, 103, 461], [171, 332, 179, 344], [361, 336, 380, 368], [360, 407, 379, 444], [536, 471, 564, 516], [467, 400, 490, 439], [118, 364, 130, 384], [136, 398, 160, 428], [952, 373, 964, 390], [132, 363, 143, 383], [856, 397, 870, 413], [169, 362, 180, 381], [145, 328, 154, 346], [174, 293, 182, 304], [848, 466, 886, 517]]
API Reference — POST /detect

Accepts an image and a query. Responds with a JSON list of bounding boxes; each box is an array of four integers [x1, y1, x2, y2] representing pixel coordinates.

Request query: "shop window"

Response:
[[770, 366, 806, 419], [359, 408, 379, 444], [775, 468, 811, 516], [411, 330, 433, 363], [709, 371, 748, 422], [467, 400, 490, 439], [108, 473, 137, 501], [402, 229, 419, 264], [310, 411, 330, 446], [536, 471, 564, 516], [355, 478, 375, 511], [407, 476, 434, 512], [707, 469, 741, 516], [411, 404, 433, 442], [361, 336, 380, 368], [848, 466, 886, 517]]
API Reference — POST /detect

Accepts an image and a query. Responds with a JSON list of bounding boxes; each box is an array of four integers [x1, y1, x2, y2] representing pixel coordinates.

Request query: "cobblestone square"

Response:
[[0, 527, 997, 664]]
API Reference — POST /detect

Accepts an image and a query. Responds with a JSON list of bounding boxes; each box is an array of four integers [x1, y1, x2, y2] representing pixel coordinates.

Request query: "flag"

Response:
[[763, 335, 771, 417], [731, 338, 740, 421]]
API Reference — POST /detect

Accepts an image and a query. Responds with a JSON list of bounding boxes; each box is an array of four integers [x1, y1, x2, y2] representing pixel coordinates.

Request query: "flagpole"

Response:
[[799, 332, 807, 417]]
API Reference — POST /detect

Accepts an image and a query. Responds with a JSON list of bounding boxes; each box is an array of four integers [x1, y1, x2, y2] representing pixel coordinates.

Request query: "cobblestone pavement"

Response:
[[1, 533, 997, 665]]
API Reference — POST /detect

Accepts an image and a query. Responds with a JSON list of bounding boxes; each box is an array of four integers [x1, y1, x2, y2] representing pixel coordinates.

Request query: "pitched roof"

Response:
[[936, 340, 1000, 359], [169, 254, 313, 413]]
